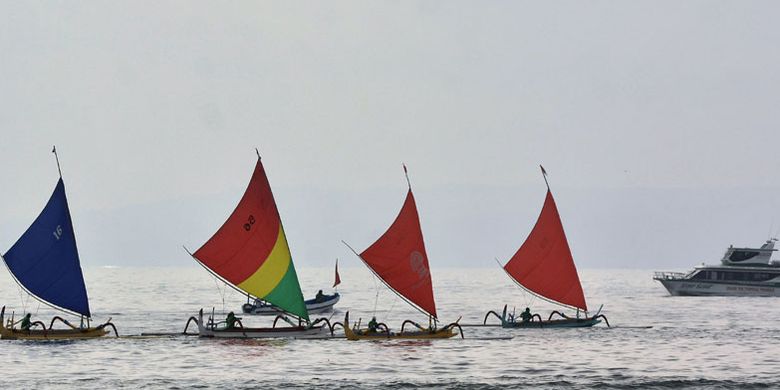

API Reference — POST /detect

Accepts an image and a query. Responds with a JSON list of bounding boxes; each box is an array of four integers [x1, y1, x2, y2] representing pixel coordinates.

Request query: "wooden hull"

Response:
[[199, 326, 325, 338], [0, 326, 108, 340], [502, 317, 601, 329], [343, 313, 459, 340], [0, 307, 112, 340], [196, 309, 327, 339], [485, 305, 609, 329], [344, 326, 457, 340]]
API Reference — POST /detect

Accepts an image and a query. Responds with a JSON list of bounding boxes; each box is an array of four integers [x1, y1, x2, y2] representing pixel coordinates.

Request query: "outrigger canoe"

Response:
[[184, 308, 330, 338], [1, 307, 116, 340], [0, 147, 118, 340], [486, 166, 608, 329], [343, 312, 461, 340], [184, 150, 334, 338], [342, 164, 462, 340], [484, 304, 608, 328]]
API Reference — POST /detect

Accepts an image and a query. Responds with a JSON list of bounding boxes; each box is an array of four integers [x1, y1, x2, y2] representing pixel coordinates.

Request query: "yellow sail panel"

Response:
[[237, 228, 292, 298]]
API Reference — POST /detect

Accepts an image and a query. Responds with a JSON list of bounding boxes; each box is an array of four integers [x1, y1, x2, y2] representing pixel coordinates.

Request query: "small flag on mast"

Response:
[[333, 259, 341, 288]]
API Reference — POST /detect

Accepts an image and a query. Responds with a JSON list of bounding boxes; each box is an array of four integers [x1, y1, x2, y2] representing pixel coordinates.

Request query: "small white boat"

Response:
[[242, 293, 340, 315], [654, 238, 780, 296]]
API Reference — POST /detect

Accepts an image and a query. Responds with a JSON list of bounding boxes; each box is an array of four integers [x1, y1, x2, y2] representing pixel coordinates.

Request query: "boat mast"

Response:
[[403, 163, 412, 190], [53, 145, 63, 178]]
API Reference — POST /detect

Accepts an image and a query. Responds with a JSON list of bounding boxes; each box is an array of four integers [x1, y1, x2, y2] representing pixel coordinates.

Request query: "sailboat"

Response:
[[184, 151, 333, 338], [342, 165, 462, 340], [241, 259, 341, 315], [0, 147, 118, 340], [485, 166, 609, 328]]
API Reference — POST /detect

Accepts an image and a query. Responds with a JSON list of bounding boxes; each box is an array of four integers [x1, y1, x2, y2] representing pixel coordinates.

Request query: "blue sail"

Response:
[[2, 178, 91, 317]]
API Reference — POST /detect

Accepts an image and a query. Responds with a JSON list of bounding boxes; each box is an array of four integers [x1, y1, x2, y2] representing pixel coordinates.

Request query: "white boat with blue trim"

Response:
[[654, 238, 780, 297]]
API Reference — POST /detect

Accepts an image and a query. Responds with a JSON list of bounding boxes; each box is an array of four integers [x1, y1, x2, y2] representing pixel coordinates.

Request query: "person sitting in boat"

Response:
[[315, 289, 325, 302], [19, 313, 32, 331], [225, 312, 240, 330], [520, 307, 534, 323], [368, 316, 379, 332]]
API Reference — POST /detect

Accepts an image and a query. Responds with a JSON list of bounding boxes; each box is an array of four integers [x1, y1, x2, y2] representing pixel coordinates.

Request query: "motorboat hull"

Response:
[[242, 293, 340, 315], [657, 279, 780, 297]]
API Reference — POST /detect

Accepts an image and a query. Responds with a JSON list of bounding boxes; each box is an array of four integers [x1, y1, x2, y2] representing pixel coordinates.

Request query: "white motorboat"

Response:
[[242, 293, 340, 315], [654, 238, 780, 296]]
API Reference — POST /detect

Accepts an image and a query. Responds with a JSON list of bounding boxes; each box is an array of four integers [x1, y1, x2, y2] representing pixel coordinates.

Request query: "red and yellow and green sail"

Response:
[[192, 156, 308, 320]]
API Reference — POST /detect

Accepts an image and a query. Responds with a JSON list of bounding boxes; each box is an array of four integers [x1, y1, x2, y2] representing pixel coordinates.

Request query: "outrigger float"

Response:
[[484, 166, 609, 329], [343, 165, 462, 340], [0, 147, 118, 340], [183, 151, 335, 338]]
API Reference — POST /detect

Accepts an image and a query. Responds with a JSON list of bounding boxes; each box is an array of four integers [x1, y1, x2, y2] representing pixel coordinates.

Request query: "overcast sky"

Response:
[[1, 1, 779, 269]]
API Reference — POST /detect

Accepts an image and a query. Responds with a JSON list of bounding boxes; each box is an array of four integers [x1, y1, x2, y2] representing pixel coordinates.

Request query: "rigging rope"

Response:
[[210, 274, 227, 313], [371, 272, 380, 317], [16, 283, 29, 314]]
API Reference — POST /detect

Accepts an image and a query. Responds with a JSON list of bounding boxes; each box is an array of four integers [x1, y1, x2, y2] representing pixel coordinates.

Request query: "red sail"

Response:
[[504, 190, 588, 311], [359, 189, 437, 318], [193, 158, 281, 282]]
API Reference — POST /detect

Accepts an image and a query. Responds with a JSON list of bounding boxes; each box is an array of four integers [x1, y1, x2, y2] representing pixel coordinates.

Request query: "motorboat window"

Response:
[[729, 251, 760, 262], [719, 271, 777, 282]]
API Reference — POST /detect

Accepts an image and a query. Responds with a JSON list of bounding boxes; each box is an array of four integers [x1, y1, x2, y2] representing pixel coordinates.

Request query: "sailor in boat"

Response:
[[315, 290, 325, 302], [368, 316, 379, 332], [19, 313, 33, 331], [225, 312, 241, 330], [520, 308, 534, 323]]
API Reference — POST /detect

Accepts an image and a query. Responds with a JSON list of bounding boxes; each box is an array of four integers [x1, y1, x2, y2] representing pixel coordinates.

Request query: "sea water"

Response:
[[1, 266, 778, 389]]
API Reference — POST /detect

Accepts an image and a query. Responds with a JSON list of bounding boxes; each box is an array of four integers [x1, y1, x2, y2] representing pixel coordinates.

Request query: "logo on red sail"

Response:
[[410, 251, 429, 280]]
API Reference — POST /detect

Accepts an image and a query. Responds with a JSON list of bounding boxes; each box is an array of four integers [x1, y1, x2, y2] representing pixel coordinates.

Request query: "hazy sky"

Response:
[[1, 1, 779, 269]]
